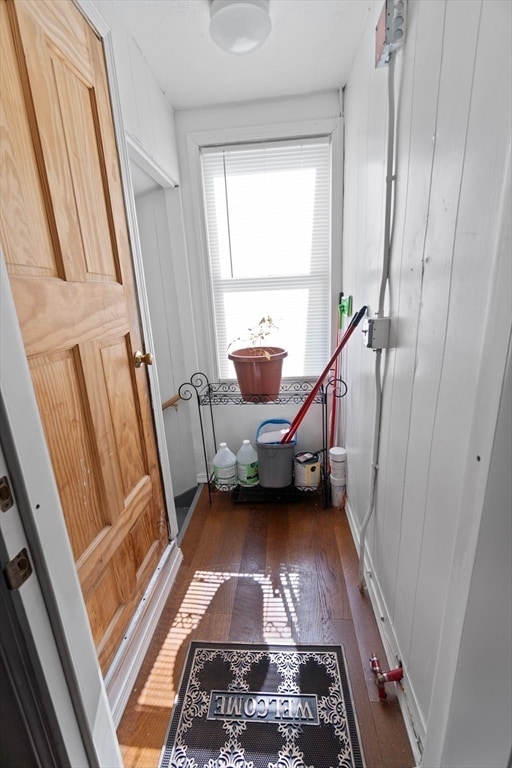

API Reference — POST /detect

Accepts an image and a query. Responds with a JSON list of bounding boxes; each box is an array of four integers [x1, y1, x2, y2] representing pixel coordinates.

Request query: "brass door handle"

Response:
[[134, 350, 154, 368]]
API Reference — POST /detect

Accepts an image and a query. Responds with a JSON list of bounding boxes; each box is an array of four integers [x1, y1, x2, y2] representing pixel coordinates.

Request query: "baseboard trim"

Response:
[[344, 500, 424, 763], [104, 541, 183, 726], [177, 483, 204, 546]]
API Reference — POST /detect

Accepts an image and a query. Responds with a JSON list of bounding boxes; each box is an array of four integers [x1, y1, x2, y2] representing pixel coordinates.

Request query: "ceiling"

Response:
[[108, 0, 374, 111]]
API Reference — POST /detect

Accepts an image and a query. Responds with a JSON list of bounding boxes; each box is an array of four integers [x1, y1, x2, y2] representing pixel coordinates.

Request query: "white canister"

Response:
[[330, 474, 346, 508], [329, 446, 347, 481]]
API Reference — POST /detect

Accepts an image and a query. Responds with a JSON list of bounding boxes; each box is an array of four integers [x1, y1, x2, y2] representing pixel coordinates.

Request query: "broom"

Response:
[[329, 294, 344, 449], [280, 305, 367, 444]]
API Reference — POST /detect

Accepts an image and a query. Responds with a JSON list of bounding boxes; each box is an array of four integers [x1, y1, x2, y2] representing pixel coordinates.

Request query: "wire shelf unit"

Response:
[[178, 372, 348, 507]]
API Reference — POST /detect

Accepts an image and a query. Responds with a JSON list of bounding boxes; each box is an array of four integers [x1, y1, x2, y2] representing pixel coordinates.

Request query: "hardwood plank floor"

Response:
[[117, 486, 415, 768]]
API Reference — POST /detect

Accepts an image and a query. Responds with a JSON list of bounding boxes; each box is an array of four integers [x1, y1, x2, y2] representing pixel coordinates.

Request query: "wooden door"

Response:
[[0, 0, 169, 672]]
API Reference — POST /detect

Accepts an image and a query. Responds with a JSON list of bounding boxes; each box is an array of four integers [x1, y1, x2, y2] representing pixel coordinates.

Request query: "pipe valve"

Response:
[[370, 654, 403, 700]]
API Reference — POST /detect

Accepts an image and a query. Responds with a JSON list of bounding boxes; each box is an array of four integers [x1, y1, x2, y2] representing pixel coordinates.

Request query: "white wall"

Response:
[[90, 0, 200, 496], [174, 93, 344, 472], [134, 188, 197, 496], [90, 3, 349, 483], [439, 333, 512, 768], [342, 0, 511, 761], [91, 0, 179, 183]]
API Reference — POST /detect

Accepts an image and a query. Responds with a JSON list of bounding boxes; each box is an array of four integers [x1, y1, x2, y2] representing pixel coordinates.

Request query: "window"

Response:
[[201, 137, 332, 379]]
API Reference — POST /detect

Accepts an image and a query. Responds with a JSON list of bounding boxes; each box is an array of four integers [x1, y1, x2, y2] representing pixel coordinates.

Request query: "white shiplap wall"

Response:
[[91, 0, 179, 183], [90, 0, 200, 496], [342, 0, 511, 759], [134, 189, 198, 496]]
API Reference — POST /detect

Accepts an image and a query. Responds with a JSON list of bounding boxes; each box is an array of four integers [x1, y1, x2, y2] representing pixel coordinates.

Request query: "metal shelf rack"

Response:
[[178, 372, 347, 507]]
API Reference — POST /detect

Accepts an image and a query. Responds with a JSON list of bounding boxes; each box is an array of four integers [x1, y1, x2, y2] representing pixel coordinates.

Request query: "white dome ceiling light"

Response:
[[209, 0, 272, 55]]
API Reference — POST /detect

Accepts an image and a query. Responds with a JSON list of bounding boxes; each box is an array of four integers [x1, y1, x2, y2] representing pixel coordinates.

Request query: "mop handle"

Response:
[[329, 296, 344, 449], [280, 305, 367, 444]]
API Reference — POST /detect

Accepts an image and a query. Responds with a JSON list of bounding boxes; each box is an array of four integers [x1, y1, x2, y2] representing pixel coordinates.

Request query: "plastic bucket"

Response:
[[294, 451, 321, 489], [329, 446, 347, 481], [330, 474, 346, 508], [256, 419, 296, 488], [228, 347, 287, 402]]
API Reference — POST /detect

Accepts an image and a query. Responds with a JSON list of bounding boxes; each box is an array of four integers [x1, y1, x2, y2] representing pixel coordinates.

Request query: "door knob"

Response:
[[134, 350, 154, 368]]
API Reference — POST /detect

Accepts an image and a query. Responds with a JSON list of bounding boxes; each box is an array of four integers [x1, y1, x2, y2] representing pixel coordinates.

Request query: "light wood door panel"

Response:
[[0, 1, 56, 278], [0, 0, 169, 672]]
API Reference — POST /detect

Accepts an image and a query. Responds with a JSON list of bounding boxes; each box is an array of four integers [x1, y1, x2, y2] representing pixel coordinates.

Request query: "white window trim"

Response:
[[184, 118, 343, 382]]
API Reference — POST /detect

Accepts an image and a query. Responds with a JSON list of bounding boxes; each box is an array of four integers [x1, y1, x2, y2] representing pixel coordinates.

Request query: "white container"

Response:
[[236, 439, 259, 486], [330, 474, 346, 508], [329, 446, 347, 481], [256, 420, 296, 488], [294, 451, 321, 489], [331, 465, 347, 482], [213, 442, 237, 490]]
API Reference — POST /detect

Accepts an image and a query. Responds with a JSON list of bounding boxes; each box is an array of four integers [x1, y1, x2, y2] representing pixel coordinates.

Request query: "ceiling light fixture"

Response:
[[209, 0, 271, 55]]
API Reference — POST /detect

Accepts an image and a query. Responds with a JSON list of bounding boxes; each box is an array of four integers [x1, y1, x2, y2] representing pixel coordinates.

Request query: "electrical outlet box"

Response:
[[362, 317, 391, 349], [375, 0, 407, 68]]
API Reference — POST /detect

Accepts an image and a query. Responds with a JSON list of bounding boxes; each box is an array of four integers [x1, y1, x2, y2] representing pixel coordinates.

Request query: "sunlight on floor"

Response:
[[120, 744, 161, 766], [137, 568, 301, 709]]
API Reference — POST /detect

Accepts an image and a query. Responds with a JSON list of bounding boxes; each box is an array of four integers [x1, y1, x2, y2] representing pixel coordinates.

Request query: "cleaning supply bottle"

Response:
[[236, 439, 259, 486], [212, 442, 237, 490]]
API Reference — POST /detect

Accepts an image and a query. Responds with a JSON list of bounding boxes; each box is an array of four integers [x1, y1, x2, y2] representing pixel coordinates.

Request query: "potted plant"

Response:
[[228, 316, 287, 402]]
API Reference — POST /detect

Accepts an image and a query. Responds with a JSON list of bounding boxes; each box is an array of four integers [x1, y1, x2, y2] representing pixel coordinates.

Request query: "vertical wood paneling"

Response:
[[134, 188, 199, 496], [409, 0, 511, 708], [87, 565, 125, 647], [396, 1, 482, 695], [342, 0, 511, 748], [130, 503, 159, 573], [53, 58, 117, 281], [78, 339, 125, 516], [373, 0, 444, 629], [0, 2, 56, 277], [29, 348, 107, 559], [90, 0, 180, 184], [341, 15, 387, 516], [14, 0, 88, 283], [100, 336, 146, 497]]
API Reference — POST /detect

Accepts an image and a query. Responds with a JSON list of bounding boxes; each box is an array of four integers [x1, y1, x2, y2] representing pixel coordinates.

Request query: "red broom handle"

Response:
[[280, 305, 367, 444], [329, 341, 339, 449]]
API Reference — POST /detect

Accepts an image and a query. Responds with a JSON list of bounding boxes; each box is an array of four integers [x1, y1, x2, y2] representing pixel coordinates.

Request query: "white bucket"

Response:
[[329, 446, 347, 481], [331, 468, 347, 483], [294, 452, 321, 489], [330, 474, 346, 508]]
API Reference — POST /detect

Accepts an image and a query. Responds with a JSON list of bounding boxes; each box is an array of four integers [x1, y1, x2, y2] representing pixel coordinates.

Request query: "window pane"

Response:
[[227, 167, 317, 278], [221, 283, 327, 379]]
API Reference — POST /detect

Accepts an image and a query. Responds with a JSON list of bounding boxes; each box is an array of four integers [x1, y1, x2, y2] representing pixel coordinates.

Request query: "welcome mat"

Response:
[[159, 641, 365, 768]]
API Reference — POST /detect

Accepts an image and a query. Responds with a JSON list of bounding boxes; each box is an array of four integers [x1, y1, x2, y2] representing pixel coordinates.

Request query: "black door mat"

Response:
[[160, 641, 365, 768]]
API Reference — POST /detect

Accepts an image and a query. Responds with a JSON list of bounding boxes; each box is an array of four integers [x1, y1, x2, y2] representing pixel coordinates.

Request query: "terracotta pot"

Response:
[[228, 347, 287, 403]]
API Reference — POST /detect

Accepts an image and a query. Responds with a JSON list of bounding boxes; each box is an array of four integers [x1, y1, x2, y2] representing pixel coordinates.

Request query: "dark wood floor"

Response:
[[117, 486, 415, 768]]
